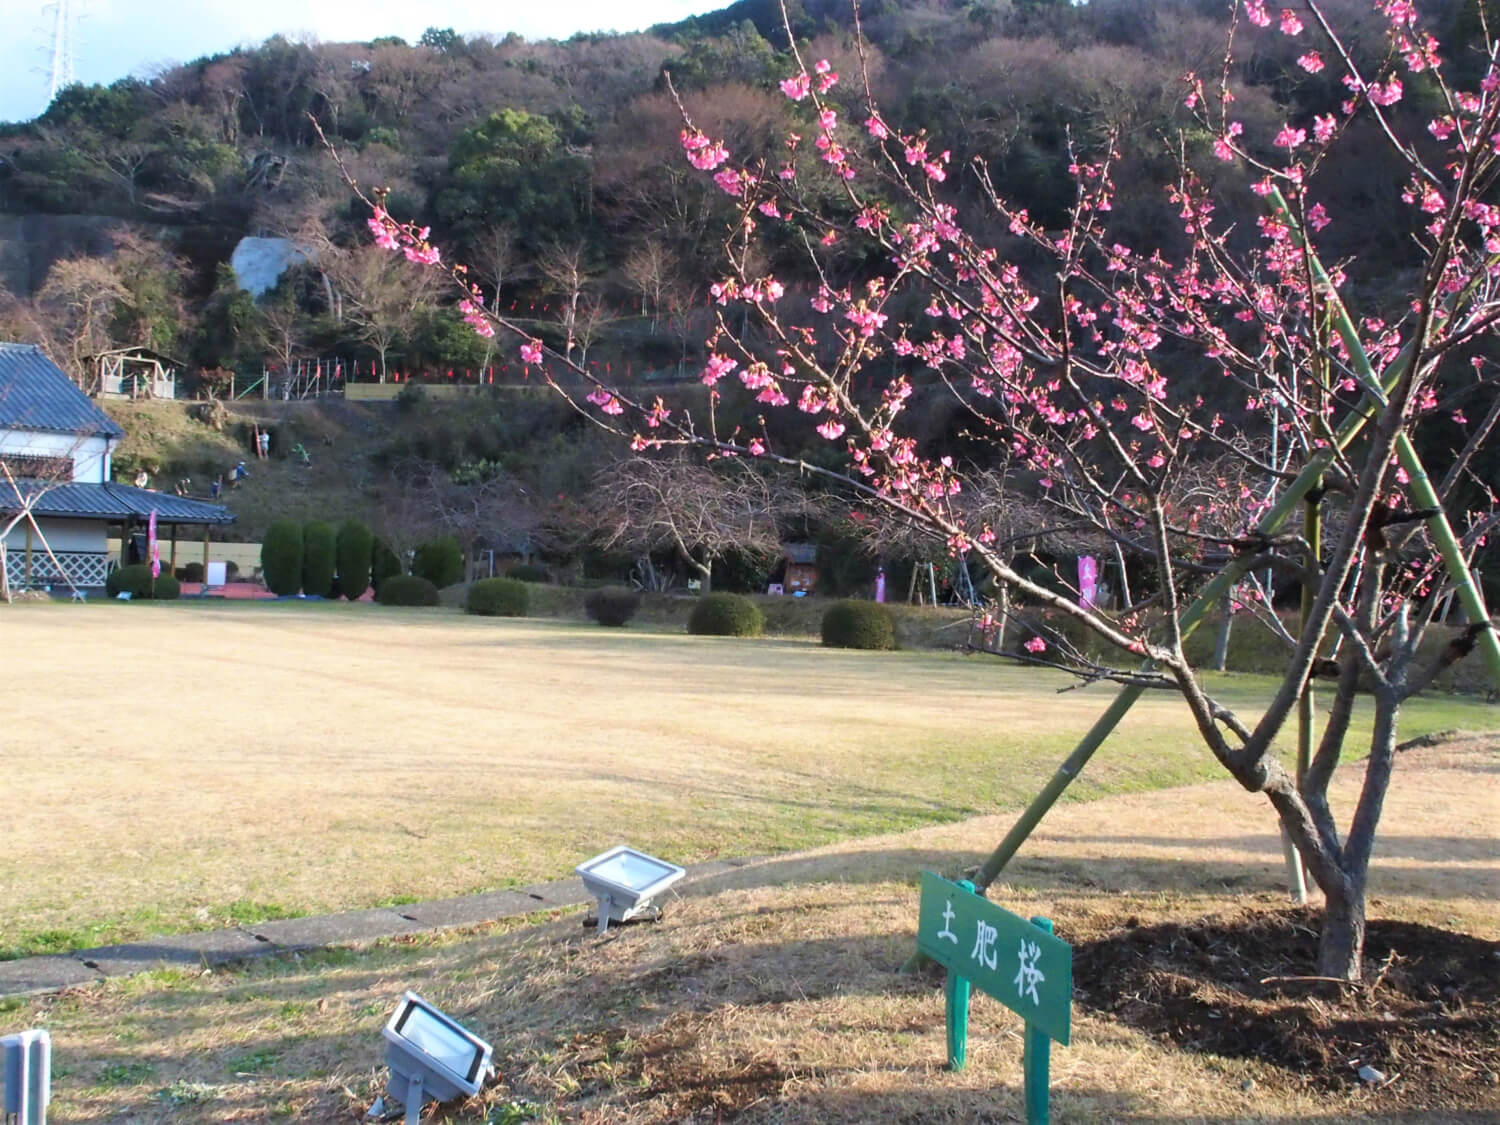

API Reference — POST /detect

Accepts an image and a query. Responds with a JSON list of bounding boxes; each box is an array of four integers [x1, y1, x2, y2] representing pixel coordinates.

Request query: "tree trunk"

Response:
[[1317, 883, 1366, 980]]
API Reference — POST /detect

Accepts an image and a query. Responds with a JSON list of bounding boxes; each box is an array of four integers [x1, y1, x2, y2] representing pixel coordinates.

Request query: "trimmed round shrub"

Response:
[[225, 560, 241, 581], [413, 535, 464, 588], [688, 592, 765, 637], [261, 519, 304, 596], [371, 539, 402, 592], [821, 600, 896, 650], [506, 562, 549, 584], [301, 520, 337, 598], [105, 564, 179, 600], [466, 577, 529, 617], [336, 520, 373, 600], [584, 585, 641, 627], [180, 561, 205, 583], [375, 575, 440, 607]]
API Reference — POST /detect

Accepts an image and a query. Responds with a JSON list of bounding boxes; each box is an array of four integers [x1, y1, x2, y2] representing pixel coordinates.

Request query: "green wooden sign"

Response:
[[916, 872, 1073, 1123]]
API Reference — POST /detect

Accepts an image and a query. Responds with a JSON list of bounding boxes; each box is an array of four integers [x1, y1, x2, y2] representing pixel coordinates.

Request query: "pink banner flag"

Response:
[[148, 509, 161, 578], [1078, 556, 1099, 609]]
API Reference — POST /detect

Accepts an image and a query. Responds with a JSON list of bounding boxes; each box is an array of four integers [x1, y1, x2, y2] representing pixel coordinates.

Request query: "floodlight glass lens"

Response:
[[590, 852, 675, 890], [396, 1005, 479, 1080]]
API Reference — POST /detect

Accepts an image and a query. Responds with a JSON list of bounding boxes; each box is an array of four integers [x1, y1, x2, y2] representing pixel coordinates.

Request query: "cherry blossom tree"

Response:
[[344, 0, 1500, 979]]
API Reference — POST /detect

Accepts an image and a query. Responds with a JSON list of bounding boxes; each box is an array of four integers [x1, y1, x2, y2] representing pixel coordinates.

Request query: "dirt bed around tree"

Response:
[[1073, 907, 1500, 1111]]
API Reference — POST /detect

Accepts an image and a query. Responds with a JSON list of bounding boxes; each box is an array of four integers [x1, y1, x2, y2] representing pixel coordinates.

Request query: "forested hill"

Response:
[[0, 0, 1486, 387]]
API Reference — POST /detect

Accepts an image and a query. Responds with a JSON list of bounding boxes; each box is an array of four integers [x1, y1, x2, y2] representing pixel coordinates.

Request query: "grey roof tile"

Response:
[[0, 342, 125, 438], [0, 480, 236, 525]]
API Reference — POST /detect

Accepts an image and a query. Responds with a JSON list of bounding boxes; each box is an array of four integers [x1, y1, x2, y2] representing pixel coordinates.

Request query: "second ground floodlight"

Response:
[[382, 992, 493, 1125], [575, 845, 686, 934]]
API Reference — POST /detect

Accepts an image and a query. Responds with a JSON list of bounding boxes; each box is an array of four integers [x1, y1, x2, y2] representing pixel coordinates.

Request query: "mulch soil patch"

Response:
[[1072, 906, 1500, 1110]]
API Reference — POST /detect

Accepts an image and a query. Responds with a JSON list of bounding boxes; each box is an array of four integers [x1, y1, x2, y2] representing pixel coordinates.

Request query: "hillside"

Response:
[[0, 0, 1468, 384]]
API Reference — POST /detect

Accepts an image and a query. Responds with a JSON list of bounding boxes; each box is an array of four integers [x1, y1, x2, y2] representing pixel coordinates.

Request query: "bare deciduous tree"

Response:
[[332, 245, 437, 381], [35, 257, 128, 390], [537, 242, 593, 362], [593, 457, 789, 594], [623, 240, 674, 328]]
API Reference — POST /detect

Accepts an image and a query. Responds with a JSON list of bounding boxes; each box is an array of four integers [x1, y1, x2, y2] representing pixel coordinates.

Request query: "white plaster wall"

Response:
[[0, 428, 114, 482], [2, 517, 106, 552]]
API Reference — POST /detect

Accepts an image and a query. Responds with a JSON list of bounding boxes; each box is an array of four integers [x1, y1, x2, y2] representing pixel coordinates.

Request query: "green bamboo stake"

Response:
[[1268, 187, 1500, 686]]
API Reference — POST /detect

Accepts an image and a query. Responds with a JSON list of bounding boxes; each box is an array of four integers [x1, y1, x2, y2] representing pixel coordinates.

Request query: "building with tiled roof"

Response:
[[0, 343, 233, 592]]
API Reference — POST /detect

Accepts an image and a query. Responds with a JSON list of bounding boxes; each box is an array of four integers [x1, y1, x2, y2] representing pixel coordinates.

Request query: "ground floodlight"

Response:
[[381, 992, 492, 1125], [2, 1028, 50, 1125], [575, 845, 686, 934]]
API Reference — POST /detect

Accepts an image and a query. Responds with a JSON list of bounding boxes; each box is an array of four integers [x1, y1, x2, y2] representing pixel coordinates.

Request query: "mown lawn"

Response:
[[4, 599, 1495, 957]]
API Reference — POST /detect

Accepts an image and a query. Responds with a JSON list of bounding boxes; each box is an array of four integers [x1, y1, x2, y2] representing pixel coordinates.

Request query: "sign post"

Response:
[[916, 872, 1072, 1123]]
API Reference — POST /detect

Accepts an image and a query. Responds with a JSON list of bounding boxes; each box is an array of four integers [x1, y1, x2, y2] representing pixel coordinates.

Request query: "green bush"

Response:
[[584, 585, 641, 627], [371, 539, 402, 592], [336, 520, 373, 600], [466, 577, 530, 616], [506, 562, 549, 584], [261, 519, 304, 596], [688, 592, 765, 637], [821, 600, 896, 650], [180, 561, 205, 583], [105, 564, 179, 600], [301, 521, 337, 598], [375, 575, 440, 607], [413, 535, 464, 588]]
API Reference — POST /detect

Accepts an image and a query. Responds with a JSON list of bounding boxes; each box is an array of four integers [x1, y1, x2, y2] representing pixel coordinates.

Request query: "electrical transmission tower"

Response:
[[43, 0, 76, 104]]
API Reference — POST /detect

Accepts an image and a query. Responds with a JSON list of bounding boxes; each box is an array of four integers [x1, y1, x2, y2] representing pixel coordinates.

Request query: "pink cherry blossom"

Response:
[[1297, 51, 1324, 73], [519, 340, 543, 365], [700, 353, 738, 386], [1279, 8, 1303, 35], [1024, 636, 1047, 654], [779, 72, 811, 101]]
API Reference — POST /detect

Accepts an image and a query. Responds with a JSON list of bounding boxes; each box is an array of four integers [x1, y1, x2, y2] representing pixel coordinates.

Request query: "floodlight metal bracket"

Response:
[[401, 1073, 422, 1125]]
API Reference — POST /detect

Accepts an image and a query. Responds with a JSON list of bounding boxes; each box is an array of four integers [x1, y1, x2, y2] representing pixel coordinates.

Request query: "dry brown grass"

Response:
[[3, 601, 1497, 957], [10, 740, 1495, 1123]]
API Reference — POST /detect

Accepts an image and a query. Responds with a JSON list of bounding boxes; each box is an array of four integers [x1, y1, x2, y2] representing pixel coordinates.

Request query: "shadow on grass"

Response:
[[1039, 832, 1500, 862]]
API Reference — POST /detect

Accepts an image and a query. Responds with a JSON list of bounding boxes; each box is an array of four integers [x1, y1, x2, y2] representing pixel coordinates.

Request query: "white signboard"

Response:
[[206, 561, 227, 587]]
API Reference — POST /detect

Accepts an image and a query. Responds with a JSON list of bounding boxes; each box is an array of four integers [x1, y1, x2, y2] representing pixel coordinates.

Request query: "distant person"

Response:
[[133, 469, 149, 489], [258, 431, 270, 459], [211, 475, 223, 500], [231, 461, 249, 487]]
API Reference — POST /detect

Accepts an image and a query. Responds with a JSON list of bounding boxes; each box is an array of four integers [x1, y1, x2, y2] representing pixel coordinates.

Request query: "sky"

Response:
[[1, 0, 725, 124]]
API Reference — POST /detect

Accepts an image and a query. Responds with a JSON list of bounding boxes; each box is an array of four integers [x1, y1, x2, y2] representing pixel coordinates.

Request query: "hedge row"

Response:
[[466, 577, 529, 616], [376, 575, 440, 606], [105, 564, 180, 600], [689, 593, 764, 637]]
